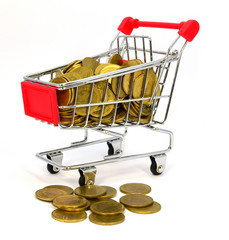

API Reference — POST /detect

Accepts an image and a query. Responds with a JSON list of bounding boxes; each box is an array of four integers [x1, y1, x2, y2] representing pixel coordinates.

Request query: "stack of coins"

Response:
[[74, 185, 125, 225], [52, 195, 89, 223], [89, 199, 125, 225], [35, 182, 161, 224], [36, 185, 88, 223], [119, 183, 161, 214], [50, 54, 160, 126], [75, 185, 117, 200]]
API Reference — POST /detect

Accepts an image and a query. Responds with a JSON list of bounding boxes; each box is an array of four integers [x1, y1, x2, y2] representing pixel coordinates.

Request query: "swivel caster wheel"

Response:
[[78, 167, 97, 186], [107, 139, 122, 156], [78, 172, 86, 186], [150, 154, 167, 175], [47, 154, 60, 174], [107, 141, 114, 155], [47, 163, 60, 174], [46, 152, 62, 174]]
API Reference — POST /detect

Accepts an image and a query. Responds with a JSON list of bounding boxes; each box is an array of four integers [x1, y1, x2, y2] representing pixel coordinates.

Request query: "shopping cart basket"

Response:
[[21, 17, 199, 185]]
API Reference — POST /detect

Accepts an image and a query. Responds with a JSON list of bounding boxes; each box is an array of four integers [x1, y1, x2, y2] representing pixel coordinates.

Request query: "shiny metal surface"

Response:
[[23, 31, 187, 180], [36, 126, 173, 171]]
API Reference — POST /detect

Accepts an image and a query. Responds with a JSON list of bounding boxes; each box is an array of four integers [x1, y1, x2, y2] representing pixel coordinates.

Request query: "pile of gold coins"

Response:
[[50, 54, 160, 126], [35, 183, 161, 225]]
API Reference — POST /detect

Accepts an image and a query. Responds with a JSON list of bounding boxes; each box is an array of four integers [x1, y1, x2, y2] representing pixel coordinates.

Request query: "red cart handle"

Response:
[[118, 17, 199, 42]]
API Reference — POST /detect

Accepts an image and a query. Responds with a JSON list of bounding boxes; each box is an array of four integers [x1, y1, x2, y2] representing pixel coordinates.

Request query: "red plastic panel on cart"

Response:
[[21, 81, 59, 125]]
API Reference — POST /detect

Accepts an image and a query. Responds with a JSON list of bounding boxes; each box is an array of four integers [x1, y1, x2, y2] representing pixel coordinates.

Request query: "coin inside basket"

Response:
[[50, 55, 160, 127]]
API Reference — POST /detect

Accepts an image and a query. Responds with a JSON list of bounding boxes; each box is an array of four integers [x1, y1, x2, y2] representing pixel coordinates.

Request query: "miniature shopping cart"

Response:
[[21, 17, 199, 185]]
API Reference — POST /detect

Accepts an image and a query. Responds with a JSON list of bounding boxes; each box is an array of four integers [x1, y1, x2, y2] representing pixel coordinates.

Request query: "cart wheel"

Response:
[[150, 156, 163, 175], [47, 163, 60, 174], [107, 141, 114, 155], [78, 175, 86, 186], [78, 169, 86, 186], [46, 154, 60, 174]]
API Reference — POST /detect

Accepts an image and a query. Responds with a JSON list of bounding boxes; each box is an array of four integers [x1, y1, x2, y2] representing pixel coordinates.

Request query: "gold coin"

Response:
[[123, 101, 152, 119], [75, 84, 102, 116], [76, 119, 95, 127], [56, 89, 72, 106], [67, 65, 80, 73], [82, 57, 100, 74], [63, 71, 82, 83], [108, 54, 123, 66], [50, 75, 69, 84], [95, 63, 111, 75], [55, 69, 63, 77], [122, 70, 143, 95], [122, 59, 142, 67], [66, 88, 76, 106], [131, 102, 152, 116], [59, 113, 84, 121], [93, 106, 127, 124], [115, 108, 126, 123], [43, 185, 74, 195], [59, 108, 73, 115], [100, 64, 121, 84], [132, 73, 151, 99], [120, 183, 151, 195], [97, 186, 117, 199], [90, 200, 125, 215], [121, 59, 143, 95], [66, 61, 82, 73], [59, 112, 75, 119], [126, 201, 161, 214], [111, 75, 127, 99], [122, 102, 140, 117], [52, 195, 89, 211], [120, 194, 154, 208], [133, 69, 159, 104], [128, 102, 141, 117], [53, 198, 90, 212], [50, 77, 71, 106], [60, 114, 85, 123], [52, 209, 87, 223], [89, 213, 125, 226], [95, 80, 107, 89], [60, 116, 86, 127], [89, 112, 115, 124], [72, 200, 90, 211], [63, 60, 82, 73], [128, 115, 151, 124], [88, 198, 116, 206], [65, 67, 93, 81], [75, 185, 106, 199], [35, 188, 67, 202], [90, 87, 115, 118], [100, 64, 121, 75]]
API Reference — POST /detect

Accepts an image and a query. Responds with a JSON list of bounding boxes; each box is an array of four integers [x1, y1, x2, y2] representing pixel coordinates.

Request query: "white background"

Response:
[[0, 0, 228, 239]]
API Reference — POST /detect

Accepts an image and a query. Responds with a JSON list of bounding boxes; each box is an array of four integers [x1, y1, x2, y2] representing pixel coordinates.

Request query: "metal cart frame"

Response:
[[21, 17, 199, 185]]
